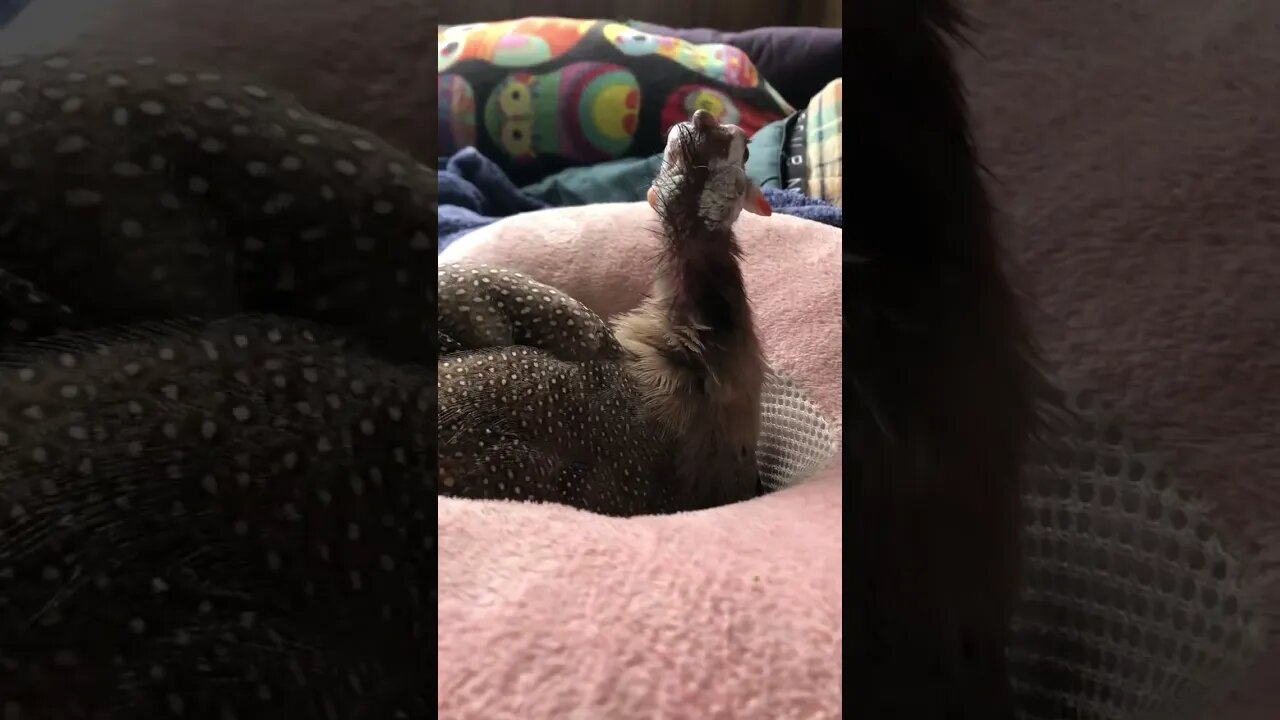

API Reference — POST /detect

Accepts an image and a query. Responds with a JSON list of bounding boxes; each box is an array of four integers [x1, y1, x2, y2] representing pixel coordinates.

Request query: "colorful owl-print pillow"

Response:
[[437, 17, 793, 184]]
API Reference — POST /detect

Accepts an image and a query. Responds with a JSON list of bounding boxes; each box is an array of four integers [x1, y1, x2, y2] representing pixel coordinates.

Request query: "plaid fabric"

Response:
[[803, 78, 842, 207]]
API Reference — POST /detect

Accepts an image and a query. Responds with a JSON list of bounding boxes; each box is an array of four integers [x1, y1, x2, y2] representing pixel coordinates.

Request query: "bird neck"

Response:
[[653, 219, 751, 348]]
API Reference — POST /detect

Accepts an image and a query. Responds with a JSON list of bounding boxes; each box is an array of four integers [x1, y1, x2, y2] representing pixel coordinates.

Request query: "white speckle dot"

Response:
[[54, 135, 86, 154], [139, 100, 165, 116], [5, 111, 24, 126], [112, 161, 144, 177], [296, 132, 319, 145], [164, 72, 189, 86], [333, 159, 358, 176], [280, 155, 302, 171], [44, 56, 70, 68], [60, 96, 83, 113], [112, 107, 130, 125], [188, 176, 209, 194], [106, 74, 129, 87], [262, 193, 293, 214], [121, 219, 143, 238], [243, 84, 270, 99], [0, 79, 23, 93], [299, 226, 328, 241], [232, 406, 250, 422]]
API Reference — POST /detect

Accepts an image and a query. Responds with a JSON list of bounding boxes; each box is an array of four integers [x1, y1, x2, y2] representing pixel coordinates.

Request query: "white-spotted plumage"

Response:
[[0, 50, 435, 718]]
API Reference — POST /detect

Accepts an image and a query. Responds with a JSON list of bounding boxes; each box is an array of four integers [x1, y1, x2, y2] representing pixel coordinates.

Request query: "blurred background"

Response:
[[440, 0, 841, 30]]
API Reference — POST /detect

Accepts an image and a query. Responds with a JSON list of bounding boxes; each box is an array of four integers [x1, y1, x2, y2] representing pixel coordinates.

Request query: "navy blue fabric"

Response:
[[0, 0, 31, 27], [761, 186, 842, 229], [438, 147, 841, 254], [438, 148, 550, 253]]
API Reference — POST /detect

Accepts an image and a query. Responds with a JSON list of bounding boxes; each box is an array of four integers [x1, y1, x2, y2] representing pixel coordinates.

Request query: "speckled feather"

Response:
[[0, 52, 435, 718], [0, 317, 433, 718], [438, 111, 766, 517], [437, 264, 671, 516], [0, 51, 435, 359]]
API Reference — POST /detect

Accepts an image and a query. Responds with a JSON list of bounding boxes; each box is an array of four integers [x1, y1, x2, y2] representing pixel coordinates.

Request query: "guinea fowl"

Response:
[[438, 109, 772, 516], [0, 51, 434, 718], [0, 50, 434, 357]]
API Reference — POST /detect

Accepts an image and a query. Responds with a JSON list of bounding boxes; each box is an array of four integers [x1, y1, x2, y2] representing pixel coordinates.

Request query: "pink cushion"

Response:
[[438, 204, 842, 719]]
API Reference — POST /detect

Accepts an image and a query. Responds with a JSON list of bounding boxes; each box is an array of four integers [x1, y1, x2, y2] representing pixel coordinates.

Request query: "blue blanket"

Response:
[[438, 148, 841, 254], [0, 0, 30, 27]]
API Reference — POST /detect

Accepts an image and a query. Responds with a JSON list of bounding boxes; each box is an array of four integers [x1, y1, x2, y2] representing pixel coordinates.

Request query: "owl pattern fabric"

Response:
[[437, 17, 793, 184], [0, 51, 435, 717]]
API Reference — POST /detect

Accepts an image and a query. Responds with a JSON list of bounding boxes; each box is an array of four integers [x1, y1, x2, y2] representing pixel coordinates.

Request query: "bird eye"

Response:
[[743, 146, 750, 163]]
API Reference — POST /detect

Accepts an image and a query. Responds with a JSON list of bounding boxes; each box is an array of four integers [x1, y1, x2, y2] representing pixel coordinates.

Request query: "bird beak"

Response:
[[743, 182, 772, 216], [647, 186, 658, 211]]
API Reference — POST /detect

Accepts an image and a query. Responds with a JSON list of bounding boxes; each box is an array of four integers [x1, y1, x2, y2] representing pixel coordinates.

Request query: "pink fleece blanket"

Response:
[[438, 205, 842, 720]]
